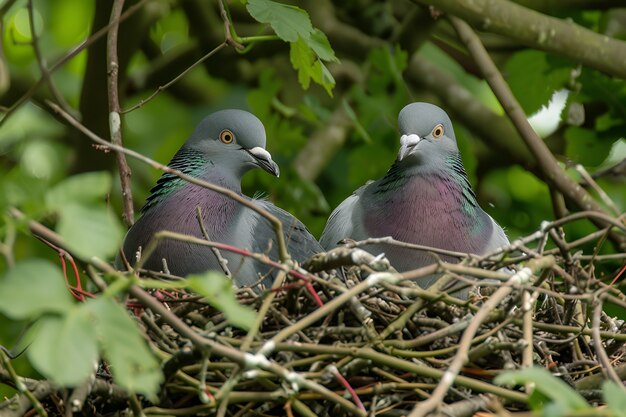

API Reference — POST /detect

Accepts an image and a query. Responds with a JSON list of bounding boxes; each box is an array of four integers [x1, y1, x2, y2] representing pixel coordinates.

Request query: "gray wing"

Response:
[[320, 184, 368, 250], [483, 214, 510, 253], [252, 199, 323, 263]]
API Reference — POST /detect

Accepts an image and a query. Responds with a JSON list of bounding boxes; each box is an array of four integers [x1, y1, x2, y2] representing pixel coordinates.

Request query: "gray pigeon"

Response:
[[119, 109, 322, 288], [320, 102, 508, 287]]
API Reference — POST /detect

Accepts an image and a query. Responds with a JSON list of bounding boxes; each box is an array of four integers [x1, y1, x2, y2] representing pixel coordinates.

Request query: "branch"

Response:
[[107, 0, 134, 228], [447, 17, 626, 251], [27, 0, 74, 118], [414, 0, 626, 79]]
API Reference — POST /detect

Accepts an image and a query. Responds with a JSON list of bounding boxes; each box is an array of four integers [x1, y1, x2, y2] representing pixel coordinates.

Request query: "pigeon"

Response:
[[320, 102, 509, 288], [118, 109, 322, 288]]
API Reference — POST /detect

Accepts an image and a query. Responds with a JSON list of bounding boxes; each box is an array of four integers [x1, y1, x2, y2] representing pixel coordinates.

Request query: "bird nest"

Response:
[[4, 219, 625, 417], [114, 219, 625, 416]]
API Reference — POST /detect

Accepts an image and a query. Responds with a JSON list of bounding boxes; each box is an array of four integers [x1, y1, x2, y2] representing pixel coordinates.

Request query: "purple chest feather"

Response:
[[363, 175, 490, 254]]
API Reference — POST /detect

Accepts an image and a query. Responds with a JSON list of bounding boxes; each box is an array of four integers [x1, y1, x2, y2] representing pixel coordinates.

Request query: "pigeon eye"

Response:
[[219, 129, 235, 144], [432, 124, 444, 138]]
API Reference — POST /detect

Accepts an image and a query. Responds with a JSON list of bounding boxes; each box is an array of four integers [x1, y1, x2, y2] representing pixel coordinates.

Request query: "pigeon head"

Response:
[[184, 109, 280, 178], [396, 102, 458, 165]]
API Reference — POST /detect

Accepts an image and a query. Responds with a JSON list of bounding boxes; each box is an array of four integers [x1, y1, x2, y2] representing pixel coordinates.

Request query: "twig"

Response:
[[576, 164, 622, 217], [27, 0, 74, 117], [329, 365, 365, 411], [107, 0, 134, 228], [0, 218, 16, 268], [522, 290, 534, 393], [0, 349, 48, 417], [122, 42, 227, 114], [591, 295, 624, 387], [196, 206, 231, 278], [46, 100, 291, 263], [218, 0, 244, 50]]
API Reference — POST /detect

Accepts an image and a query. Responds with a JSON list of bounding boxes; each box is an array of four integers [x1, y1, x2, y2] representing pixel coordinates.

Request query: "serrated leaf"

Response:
[[186, 272, 256, 331], [306, 29, 337, 62], [312, 60, 335, 97], [495, 367, 589, 411], [0, 259, 74, 319], [290, 38, 314, 90], [27, 311, 98, 386], [57, 203, 125, 260], [246, 0, 312, 42], [46, 172, 112, 211], [86, 297, 163, 398], [506, 50, 572, 115], [603, 381, 626, 417]]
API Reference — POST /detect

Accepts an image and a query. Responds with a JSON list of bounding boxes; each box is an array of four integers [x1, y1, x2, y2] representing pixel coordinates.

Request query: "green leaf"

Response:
[[86, 297, 163, 399], [311, 60, 335, 97], [495, 367, 589, 411], [290, 38, 314, 90], [306, 29, 338, 62], [0, 259, 74, 319], [186, 272, 256, 331], [506, 50, 572, 115], [57, 203, 125, 260], [246, 0, 313, 42], [289, 40, 335, 96], [603, 381, 626, 417], [46, 171, 112, 211], [565, 126, 614, 167], [27, 311, 98, 386]]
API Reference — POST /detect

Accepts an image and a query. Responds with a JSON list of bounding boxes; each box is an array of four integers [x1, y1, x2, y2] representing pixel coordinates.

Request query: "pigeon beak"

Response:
[[247, 146, 280, 177], [398, 134, 421, 161]]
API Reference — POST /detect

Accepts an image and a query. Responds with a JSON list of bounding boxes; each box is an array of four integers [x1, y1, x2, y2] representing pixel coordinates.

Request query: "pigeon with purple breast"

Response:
[[320, 102, 509, 288], [118, 109, 322, 288]]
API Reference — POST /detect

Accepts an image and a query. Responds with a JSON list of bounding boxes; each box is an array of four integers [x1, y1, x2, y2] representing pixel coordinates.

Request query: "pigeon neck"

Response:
[[375, 152, 479, 208], [140, 147, 242, 214]]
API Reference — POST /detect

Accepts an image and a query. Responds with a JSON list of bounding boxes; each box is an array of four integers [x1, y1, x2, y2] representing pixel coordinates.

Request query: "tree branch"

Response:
[[414, 0, 626, 79], [447, 17, 626, 251], [107, 0, 134, 228]]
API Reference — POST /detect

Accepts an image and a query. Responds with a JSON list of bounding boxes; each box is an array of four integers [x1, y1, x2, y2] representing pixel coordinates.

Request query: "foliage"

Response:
[[497, 367, 626, 417]]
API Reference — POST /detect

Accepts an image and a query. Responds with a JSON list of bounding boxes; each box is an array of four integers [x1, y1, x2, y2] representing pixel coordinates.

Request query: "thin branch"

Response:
[[107, 0, 134, 228], [217, 0, 244, 50], [414, 0, 626, 79], [591, 295, 624, 387], [195, 206, 231, 278], [121, 42, 227, 114], [27, 0, 74, 117], [47, 100, 291, 263], [447, 16, 626, 251], [576, 164, 622, 217], [0, 349, 48, 417]]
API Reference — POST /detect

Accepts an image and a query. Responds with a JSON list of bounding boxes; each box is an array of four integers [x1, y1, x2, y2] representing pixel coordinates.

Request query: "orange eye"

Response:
[[219, 129, 235, 144], [432, 124, 444, 138]]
